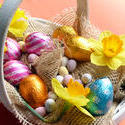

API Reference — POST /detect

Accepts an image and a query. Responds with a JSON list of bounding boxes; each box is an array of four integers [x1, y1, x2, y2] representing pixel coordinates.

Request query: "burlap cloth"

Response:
[[5, 7, 125, 125]]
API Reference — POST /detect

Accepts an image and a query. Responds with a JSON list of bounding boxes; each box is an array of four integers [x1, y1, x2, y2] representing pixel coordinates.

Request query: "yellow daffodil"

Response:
[[0, 4, 28, 37], [52, 78, 94, 119], [89, 31, 125, 70], [9, 8, 28, 37]]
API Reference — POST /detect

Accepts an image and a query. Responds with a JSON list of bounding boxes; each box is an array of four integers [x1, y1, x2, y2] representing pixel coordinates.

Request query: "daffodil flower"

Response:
[[52, 78, 94, 119], [89, 31, 125, 70], [0, 4, 28, 37]]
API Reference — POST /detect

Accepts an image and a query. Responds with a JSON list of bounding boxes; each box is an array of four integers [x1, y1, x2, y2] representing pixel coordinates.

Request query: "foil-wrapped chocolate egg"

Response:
[[4, 60, 31, 85], [19, 74, 48, 108], [52, 26, 77, 41], [4, 37, 21, 62], [86, 77, 113, 116], [25, 32, 55, 55]]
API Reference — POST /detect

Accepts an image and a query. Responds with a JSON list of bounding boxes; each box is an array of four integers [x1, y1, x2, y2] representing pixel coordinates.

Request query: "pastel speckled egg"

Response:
[[59, 66, 69, 76], [67, 59, 77, 72], [86, 77, 113, 116], [28, 54, 39, 63], [61, 56, 68, 66], [81, 73, 92, 84], [75, 79, 82, 84], [45, 99, 56, 113], [4, 37, 21, 62], [56, 75, 64, 83], [63, 75, 73, 85], [35, 107, 46, 116], [25, 32, 55, 55], [4, 60, 31, 85], [48, 91, 57, 100], [18, 41, 26, 52]]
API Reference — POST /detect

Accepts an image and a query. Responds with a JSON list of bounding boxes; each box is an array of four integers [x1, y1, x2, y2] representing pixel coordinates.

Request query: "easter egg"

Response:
[[19, 74, 48, 108], [75, 79, 82, 84], [59, 66, 69, 76], [65, 36, 93, 61], [4, 37, 21, 62], [28, 54, 39, 63], [48, 91, 57, 100], [35, 107, 46, 116], [56, 75, 64, 83], [52, 26, 77, 41], [61, 56, 68, 66], [4, 60, 31, 85], [63, 75, 73, 85], [86, 77, 113, 116], [81, 73, 92, 84], [67, 59, 77, 72], [25, 32, 55, 55], [18, 41, 26, 52], [45, 99, 56, 113]]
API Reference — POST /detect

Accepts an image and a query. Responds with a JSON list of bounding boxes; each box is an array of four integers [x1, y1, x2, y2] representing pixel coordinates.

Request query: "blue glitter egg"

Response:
[[86, 77, 113, 116]]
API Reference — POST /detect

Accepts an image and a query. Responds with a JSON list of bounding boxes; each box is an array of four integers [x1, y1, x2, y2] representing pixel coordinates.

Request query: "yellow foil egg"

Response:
[[65, 36, 93, 61], [52, 26, 77, 41], [19, 74, 48, 108]]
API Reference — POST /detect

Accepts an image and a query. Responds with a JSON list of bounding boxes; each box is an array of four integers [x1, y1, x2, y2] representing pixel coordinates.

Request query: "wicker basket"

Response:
[[0, 0, 125, 125]]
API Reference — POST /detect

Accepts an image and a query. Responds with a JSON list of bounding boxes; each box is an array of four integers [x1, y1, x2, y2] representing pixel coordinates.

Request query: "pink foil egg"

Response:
[[4, 60, 31, 85], [4, 37, 21, 62], [25, 32, 55, 55]]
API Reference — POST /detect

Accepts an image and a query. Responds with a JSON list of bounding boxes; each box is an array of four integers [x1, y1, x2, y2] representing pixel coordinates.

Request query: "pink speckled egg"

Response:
[[25, 32, 55, 55], [63, 75, 73, 86], [4, 37, 21, 62], [28, 54, 39, 63], [4, 60, 31, 85], [35, 107, 46, 116]]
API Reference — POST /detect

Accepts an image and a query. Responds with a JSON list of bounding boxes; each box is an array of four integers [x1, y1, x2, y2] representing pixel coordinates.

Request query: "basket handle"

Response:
[[77, 0, 89, 19], [0, 0, 22, 110]]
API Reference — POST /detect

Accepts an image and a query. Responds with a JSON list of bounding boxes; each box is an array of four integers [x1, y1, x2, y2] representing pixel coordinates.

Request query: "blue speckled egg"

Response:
[[86, 77, 113, 116]]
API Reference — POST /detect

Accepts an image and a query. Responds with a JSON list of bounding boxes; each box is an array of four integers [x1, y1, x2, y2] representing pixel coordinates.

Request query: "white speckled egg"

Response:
[[81, 73, 92, 84], [48, 91, 57, 100], [28, 54, 39, 63], [67, 59, 77, 72], [61, 56, 68, 66], [45, 99, 56, 113], [86, 77, 113, 116], [56, 75, 64, 83], [35, 107, 46, 116], [59, 66, 69, 76], [63, 75, 73, 85]]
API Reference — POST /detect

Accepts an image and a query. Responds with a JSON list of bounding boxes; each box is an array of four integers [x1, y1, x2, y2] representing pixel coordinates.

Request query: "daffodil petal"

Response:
[[9, 20, 28, 37], [107, 58, 122, 70], [120, 35, 125, 48], [91, 52, 107, 66], [99, 31, 112, 41], [76, 106, 95, 120], [116, 50, 125, 65]]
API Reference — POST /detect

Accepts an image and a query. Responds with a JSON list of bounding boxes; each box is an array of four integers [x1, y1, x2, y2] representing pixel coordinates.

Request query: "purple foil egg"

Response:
[[25, 32, 55, 55], [4, 37, 21, 62], [4, 60, 31, 85]]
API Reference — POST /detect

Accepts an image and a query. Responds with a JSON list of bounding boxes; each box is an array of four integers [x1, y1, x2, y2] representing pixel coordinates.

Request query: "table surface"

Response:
[[0, 0, 125, 125]]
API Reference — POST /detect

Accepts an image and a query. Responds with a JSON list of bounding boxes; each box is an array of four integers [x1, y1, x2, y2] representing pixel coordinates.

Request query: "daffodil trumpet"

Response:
[[89, 31, 125, 70], [52, 78, 94, 119]]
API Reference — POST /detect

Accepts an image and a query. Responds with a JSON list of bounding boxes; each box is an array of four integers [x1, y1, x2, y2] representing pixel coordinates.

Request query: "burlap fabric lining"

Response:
[[4, 8, 125, 125]]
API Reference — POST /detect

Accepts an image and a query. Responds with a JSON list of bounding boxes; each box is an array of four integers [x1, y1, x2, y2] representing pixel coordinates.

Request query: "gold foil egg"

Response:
[[19, 74, 48, 108], [65, 36, 93, 61], [52, 26, 77, 42]]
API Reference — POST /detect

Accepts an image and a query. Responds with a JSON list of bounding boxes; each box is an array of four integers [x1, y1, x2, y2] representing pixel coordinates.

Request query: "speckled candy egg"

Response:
[[4, 37, 21, 62], [63, 75, 73, 85], [61, 56, 68, 66], [25, 32, 55, 55], [67, 59, 77, 72], [56, 75, 64, 83], [35, 107, 46, 116], [81, 73, 92, 84], [45, 99, 56, 113], [4, 60, 31, 85], [28, 54, 39, 63], [59, 66, 69, 76], [86, 77, 113, 116], [48, 91, 57, 100]]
